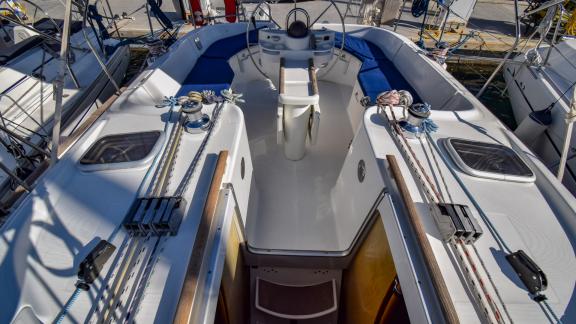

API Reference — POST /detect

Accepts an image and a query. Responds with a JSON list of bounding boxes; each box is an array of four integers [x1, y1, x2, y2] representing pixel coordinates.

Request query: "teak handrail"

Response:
[[308, 58, 318, 95], [279, 57, 285, 94], [386, 154, 460, 324], [173, 150, 228, 324]]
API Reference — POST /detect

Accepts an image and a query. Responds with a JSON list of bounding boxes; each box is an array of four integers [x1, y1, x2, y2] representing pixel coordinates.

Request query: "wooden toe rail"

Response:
[[173, 151, 228, 324], [386, 155, 459, 324]]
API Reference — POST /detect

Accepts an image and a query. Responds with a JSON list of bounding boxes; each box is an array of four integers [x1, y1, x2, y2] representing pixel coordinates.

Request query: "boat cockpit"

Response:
[[2, 1, 575, 324]]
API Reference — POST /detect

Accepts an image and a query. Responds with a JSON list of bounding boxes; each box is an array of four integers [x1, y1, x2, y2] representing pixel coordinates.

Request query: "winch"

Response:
[[399, 103, 432, 138], [180, 92, 211, 133]]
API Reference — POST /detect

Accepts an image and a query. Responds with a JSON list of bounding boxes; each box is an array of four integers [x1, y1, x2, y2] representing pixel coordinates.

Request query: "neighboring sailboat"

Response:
[[504, 37, 576, 194], [0, 1, 574, 323], [0, 1, 129, 204]]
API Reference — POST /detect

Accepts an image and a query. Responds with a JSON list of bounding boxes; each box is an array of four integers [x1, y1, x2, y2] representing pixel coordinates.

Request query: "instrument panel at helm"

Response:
[[259, 29, 335, 52]]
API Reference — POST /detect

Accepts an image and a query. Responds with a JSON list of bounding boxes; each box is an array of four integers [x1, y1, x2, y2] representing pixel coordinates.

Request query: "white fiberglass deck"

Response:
[[236, 79, 356, 253]]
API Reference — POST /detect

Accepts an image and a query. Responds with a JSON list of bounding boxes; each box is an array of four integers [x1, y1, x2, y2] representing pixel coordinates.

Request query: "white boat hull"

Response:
[[504, 39, 576, 194], [0, 33, 130, 189]]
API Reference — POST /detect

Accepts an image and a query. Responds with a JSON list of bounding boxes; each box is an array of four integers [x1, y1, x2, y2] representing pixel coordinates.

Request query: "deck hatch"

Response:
[[445, 138, 535, 182], [80, 131, 161, 165]]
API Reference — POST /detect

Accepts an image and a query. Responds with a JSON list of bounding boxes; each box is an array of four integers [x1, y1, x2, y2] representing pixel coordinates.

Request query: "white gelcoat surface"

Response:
[[1, 23, 575, 324], [235, 79, 356, 252]]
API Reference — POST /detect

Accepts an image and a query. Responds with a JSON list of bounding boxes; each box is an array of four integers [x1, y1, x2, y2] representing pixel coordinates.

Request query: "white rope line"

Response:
[[423, 133, 515, 323], [378, 101, 504, 323]]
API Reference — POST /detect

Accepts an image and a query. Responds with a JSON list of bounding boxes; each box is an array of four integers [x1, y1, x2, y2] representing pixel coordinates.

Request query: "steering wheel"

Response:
[[244, 0, 346, 79]]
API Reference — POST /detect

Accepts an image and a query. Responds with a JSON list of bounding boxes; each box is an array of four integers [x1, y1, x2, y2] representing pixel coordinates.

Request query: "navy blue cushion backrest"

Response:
[[334, 33, 387, 61], [335, 32, 420, 102], [201, 30, 260, 59], [179, 29, 420, 103], [178, 30, 260, 95]]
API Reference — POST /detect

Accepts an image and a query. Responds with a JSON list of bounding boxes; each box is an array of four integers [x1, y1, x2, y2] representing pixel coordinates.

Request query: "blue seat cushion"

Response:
[[336, 34, 388, 61], [335, 33, 419, 103], [177, 30, 419, 103], [186, 57, 234, 84], [357, 61, 393, 101], [177, 30, 259, 96], [202, 30, 258, 59]]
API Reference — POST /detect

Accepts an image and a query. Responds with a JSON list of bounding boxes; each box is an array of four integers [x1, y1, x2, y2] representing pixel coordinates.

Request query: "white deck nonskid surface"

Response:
[[236, 79, 356, 252], [0, 22, 573, 324]]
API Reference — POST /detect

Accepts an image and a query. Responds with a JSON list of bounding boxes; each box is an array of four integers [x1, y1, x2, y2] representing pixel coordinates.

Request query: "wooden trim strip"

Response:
[[173, 150, 228, 324], [308, 58, 318, 95], [279, 57, 285, 95], [386, 155, 460, 324]]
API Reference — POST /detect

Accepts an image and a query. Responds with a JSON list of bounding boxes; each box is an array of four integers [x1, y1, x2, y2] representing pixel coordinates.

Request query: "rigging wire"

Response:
[[542, 79, 576, 112]]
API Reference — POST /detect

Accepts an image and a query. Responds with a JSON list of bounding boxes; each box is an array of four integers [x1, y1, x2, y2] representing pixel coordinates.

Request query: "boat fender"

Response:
[[514, 108, 552, 144], [224, 0, 237, 23]]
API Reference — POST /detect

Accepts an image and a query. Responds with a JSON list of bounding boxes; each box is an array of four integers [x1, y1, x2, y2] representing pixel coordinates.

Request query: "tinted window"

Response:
[[448, 138, 533, 177], [80, 131, 161, 165]]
